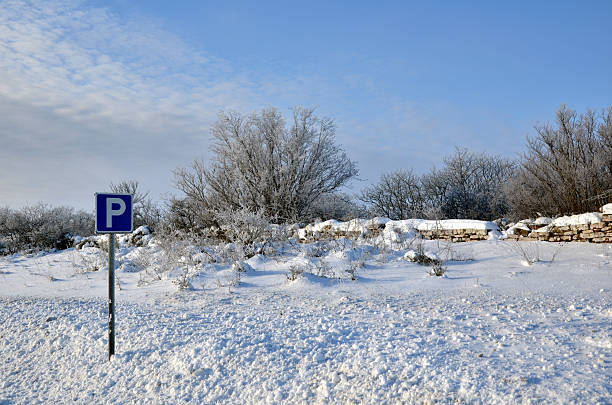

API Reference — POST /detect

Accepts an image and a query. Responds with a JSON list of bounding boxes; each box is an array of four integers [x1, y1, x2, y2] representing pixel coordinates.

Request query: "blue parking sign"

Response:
[[95, 193, 133, 234]]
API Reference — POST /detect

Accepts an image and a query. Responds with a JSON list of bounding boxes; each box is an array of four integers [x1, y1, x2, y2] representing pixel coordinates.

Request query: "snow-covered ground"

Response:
[[1, 238, 611, 404]]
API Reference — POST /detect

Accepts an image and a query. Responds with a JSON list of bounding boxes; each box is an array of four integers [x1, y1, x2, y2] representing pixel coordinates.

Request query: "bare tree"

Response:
[[308, 192, 364, 222], [110, 180, 149, 205], [361, 149, 514, 221], [0, 204, 93, 253], [174, 107, 358, 223], [420, 148, 515, 220], [359, 169, 424, 219], [109, 180, 160, 228], [506, 105, 612, 218], [162, 197, 212, 234]]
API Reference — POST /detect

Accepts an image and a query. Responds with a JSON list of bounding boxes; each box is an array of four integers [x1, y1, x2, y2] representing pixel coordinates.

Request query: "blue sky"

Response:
[[1, 0, 611, 210]]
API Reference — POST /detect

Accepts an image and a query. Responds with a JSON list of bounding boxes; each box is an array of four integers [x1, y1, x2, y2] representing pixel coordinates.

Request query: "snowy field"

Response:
[[1, 238, 611, 404]]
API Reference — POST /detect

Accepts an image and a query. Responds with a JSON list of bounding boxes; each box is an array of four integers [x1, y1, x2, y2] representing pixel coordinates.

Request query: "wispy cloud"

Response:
[[0, 0, 265, 208], [0, 0, 524, 209], [0, 0, 258, 130]]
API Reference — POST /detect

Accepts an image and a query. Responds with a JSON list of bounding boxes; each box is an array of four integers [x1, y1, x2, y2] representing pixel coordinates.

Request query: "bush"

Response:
[[109, 180, 161, 229], [359, 148, 515, 220], [213, 208, 276, 258], [134, 231, 203, 288], [287, 264, 305, 281], [505, 105, 612, 218], [0, 204, 93, 254], [163, 197, 212, 235], [404, 248, 440, 266], [421, 147, 515, 220], [286, 259, 333, 280], [404, 243, 447, 276], [307, 192, 365, 222], [428, 262, 447, 277], [174, 106, 358, 224], [359, 169, 424, 220]]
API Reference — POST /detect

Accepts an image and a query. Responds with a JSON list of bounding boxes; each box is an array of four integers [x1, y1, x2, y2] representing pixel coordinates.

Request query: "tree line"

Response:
[[1, 104, 611, 253], [171, 104, 612, 227]]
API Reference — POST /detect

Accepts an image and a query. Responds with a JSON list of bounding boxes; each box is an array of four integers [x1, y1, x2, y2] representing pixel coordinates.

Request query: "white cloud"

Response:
[[0, 0, 265, 130], [0, 0, 525, 210], [0, 0, 263, 209]]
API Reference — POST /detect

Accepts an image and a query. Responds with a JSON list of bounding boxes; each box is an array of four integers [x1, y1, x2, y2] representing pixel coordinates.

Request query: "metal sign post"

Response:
[[95, 193, 133, 361], [108, 233, 116, 360]]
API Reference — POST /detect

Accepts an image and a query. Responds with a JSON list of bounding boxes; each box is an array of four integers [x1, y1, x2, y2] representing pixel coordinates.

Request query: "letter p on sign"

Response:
[[95, 193, 133, 234]]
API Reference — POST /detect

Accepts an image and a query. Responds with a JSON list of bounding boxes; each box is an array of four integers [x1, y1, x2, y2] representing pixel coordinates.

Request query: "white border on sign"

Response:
[[94, 192, 134, 234]]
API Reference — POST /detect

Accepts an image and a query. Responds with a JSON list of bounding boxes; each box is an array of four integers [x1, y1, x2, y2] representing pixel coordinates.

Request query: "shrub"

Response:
[[404, 248, 440, 266], [287, 264, 305, 281], [109, 180, 162, 229], [0, 204, 93, 254], [505, 105, 612, 218], [428, 263, 447, 277], [163, 197, 212, 235], [420, 147, 515, 220], [403, 241, 447, 276], [213, 208, 276, 258], [286, 259, 334, 280], [139, 232, 202, 288], [307, 192, 364, 222], [359, 169, 424, 220], [359, 148, 515, 221], [174, 106, 358, 224]]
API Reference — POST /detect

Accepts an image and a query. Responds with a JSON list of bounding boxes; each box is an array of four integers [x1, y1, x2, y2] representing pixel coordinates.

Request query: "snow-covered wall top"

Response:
[[507, 212, 605, 235], [297, 217, 499, 242], [549, 212, 603, 227], [503, 206, 612, 243], [297, 203, 612, 243], [385, 219, 498, 232], [529, 213, 603, 235], [305, 218, 388, 234], [302, 218, 497, 234]]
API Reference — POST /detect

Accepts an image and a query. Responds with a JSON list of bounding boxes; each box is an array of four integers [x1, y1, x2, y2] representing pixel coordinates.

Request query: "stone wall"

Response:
[[295, 218, 498, 243], [506, 212, 612, 243], [295, 205, 612, 244], [416, 228, 491, 242]]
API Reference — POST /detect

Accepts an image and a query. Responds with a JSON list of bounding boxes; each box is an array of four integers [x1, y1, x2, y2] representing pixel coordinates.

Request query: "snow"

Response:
[[300, 218, 389, 239], [388, 218, 498, 232], [603, 203, 612, 215], [534, 216, 553, 226], [1, 238, 611, 404], [505, 212, 605, 236], [550, 212, 603, 226], [305, 218, 497, 233], [299, 218, 500, 243], [533, 224, 554, 234], [523, 212, 605, 235], [504, 220, 532, 235]]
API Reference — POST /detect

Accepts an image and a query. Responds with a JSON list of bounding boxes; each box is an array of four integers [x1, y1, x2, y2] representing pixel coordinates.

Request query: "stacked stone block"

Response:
[[416, 229, 490, 242], [296, 205, 612, 244], [296, 223, 493, 243], [503, 206, 612, 243], [530, 223, 612, 243]]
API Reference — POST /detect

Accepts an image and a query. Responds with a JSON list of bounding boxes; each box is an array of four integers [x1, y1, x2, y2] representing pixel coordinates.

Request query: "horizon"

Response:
[[2, 0, 611, 211]]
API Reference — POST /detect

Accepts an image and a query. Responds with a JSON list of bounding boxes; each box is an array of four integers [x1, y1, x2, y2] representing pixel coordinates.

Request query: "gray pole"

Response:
[[108, 233, 115, 361]]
